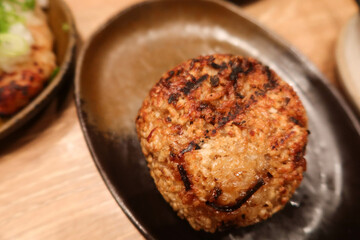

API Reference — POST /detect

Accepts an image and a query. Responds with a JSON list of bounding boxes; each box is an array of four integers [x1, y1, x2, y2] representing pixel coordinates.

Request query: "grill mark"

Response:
[[289, 116, 303, 127], [210, 75, 219, 87], [177, 164, 191, 191], [265, 66, 271, 80], [168, 60, 284, 196], [244, 62, 253, 75], [232, 120, 246, 126], [209, 62, 227, 70], [198, 71, 280, 131], [235, 92, 245, 99], [189, 59, 200, 70], [165, 71, 175, 81], [208, 55, 215, 62], [206, 178, 265, 212], [267, 172, 273, 179], [217, 98, 252, 128], [229, 66, 244, 82], [215, 72, 280, 128], [180, 141, 201, 155], [181, 74, 209, 95], [264, 66, 278, 89], [168, 93, 179, 104]]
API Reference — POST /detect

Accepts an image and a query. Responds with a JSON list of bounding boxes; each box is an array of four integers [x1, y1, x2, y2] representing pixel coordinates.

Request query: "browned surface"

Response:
[[0, 0, 356, 239], [136, 54, 308, 232]]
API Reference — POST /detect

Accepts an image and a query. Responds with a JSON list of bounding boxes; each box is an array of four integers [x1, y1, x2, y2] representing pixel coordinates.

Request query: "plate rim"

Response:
[[74, 0, 360, 239]]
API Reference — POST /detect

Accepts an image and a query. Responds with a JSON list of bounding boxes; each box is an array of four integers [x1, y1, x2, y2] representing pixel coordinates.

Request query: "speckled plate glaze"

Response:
[[75, 0, 360, 239], [0, 0, 77, 139]]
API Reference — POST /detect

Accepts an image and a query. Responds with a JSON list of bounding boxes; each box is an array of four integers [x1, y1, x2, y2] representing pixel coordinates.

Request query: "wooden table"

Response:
[[0, 0, 357, 239]]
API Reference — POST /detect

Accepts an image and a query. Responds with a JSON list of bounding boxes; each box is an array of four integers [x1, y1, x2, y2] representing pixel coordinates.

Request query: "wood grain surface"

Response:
[[0, 0, 357, 239]]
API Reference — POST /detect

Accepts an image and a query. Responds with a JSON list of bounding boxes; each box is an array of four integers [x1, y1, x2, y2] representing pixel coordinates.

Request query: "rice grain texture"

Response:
[[136, 54, 308, 232]]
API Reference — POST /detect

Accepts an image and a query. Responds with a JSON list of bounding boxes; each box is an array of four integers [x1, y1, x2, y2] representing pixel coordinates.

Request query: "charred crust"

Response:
[[289, 116, 302, 126], [218, 116, 229, 127], [264, 66, 278, 89], [264, 66, 272, 81], [181, 74, 208, 95], [232, 120, 246, 126], [212, 187, 222, 200], [244, 62, 253, 75], [181, 81, 195, 95], [284, 97, 291, 105], [165, 71, 175, 81], [177, 164, 191, 191], [209, 61, 227, 70], [229, 65, 244, 82], [210, 75, 220, 87], [168, 93, 180, 104], [206, 178, 265, 212], [198, 102, 209, 110], [180, 141, 200, 155], [180, 143, 193, 155], [235, 92, 245, 99], [176, 68, 183, 75], [170, 152, 176, 159], [137, 55, 308, 226], [196, 74, 209, 86], [189, 59, 200, 70]]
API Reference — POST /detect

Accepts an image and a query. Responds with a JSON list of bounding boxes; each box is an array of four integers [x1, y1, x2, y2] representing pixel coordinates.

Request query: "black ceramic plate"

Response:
[[75, 0, 360, 239], [0, 0, 77, 139]]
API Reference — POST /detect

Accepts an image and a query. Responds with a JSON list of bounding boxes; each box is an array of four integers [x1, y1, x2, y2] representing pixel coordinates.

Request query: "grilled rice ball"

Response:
[[136, 54, 308, 232]]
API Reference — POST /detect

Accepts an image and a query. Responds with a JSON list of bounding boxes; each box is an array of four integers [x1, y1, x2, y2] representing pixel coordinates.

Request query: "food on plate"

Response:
[[136, 54, 308, 232], [0, 0, 56, 116]]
